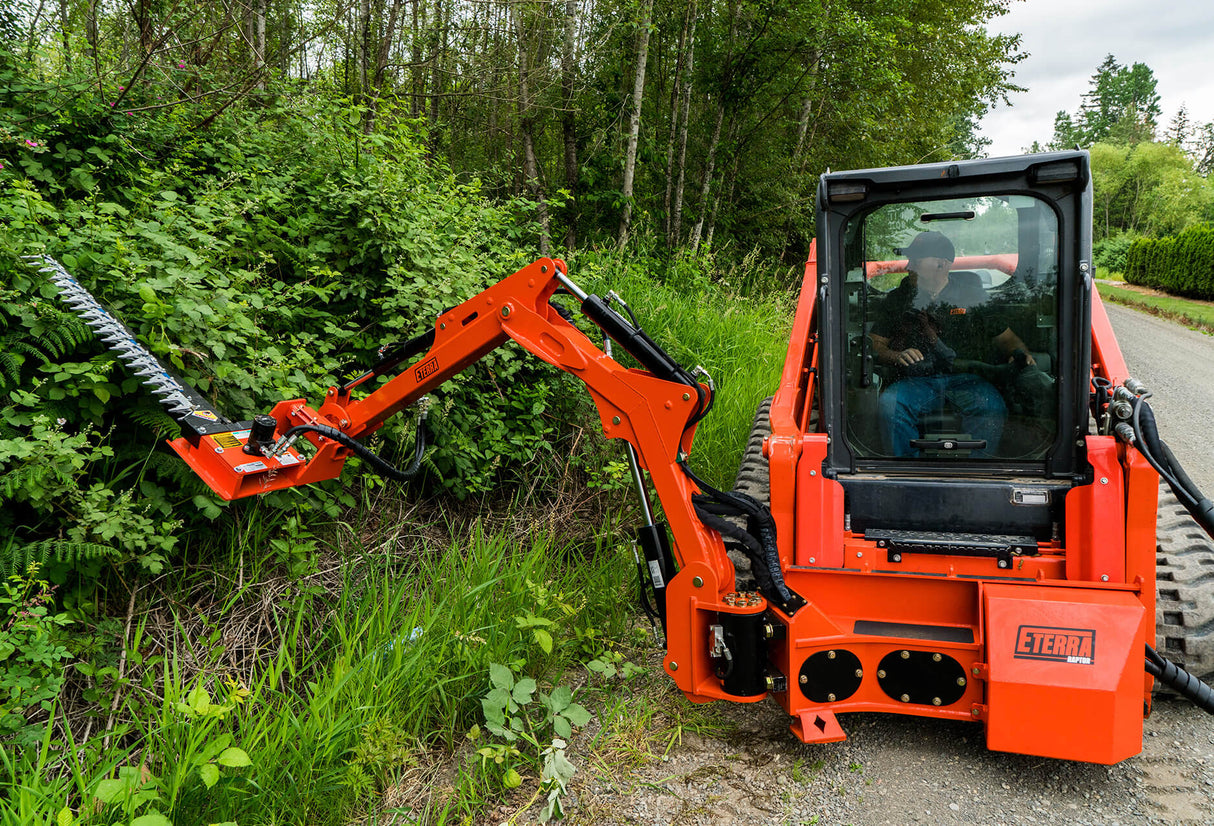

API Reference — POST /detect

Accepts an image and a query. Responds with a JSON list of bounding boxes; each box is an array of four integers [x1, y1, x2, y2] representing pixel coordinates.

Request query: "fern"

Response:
[[128, 400, 180, 440], [0, 537, 116, 577], [0, 350, 19, 393], [0, 301, 94, 398]]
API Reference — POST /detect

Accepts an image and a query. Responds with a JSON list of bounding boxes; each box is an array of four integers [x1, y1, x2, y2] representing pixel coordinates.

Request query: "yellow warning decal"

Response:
[[212, 432, 242, 450]]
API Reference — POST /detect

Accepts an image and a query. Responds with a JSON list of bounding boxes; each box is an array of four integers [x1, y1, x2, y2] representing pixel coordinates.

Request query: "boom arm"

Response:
[[162, 257, 768, 702]]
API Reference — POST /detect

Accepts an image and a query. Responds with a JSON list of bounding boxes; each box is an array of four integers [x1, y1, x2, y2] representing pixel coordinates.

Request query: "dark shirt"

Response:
[[871, 272, 994, 377]]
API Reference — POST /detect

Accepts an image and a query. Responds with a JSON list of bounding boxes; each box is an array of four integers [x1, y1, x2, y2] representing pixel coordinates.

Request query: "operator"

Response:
[[869, 231, 1034, 458]]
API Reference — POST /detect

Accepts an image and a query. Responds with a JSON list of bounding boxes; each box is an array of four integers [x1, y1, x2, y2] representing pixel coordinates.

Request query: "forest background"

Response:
[[2, 0, 1214, 823]]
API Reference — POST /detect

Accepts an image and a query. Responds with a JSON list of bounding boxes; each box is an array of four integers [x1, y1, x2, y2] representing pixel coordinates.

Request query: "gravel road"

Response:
[[557, 301, 1214, 826], [1104, 302, 1214, 497]]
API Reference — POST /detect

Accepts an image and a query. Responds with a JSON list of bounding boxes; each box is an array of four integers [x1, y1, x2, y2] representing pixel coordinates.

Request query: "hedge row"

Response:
[[1125, 223, 1214, 299]]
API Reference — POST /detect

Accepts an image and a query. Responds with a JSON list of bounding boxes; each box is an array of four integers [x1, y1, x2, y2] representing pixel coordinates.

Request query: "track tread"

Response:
[[1156, 489, 1214, 680], [726, 398, 773, 584]]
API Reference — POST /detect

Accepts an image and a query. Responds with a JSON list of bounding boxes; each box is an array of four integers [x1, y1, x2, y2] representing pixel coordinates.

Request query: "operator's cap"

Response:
[[904, 231, 956, 262]]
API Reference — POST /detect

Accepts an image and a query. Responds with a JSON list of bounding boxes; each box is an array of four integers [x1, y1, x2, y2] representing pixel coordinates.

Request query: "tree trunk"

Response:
[[669, 2, 698, 247], [561, 0, 580, 249], [689, 99, 724, 250], [617, 0, 654, 250], [136, 0, 155, 60], [410, 0, 423, 117], [59, 0, 71, 71], [84, 0, 102, 79], [428, 0, 444, 155], [513, 3, 551, 256], [254, 0, 267, 90], [662, 2, 691, 243], [705, 116, 739, 248]]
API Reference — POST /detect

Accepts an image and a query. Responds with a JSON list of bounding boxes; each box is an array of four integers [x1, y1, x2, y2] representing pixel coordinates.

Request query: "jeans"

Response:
[[878, 373, 1006, 458]]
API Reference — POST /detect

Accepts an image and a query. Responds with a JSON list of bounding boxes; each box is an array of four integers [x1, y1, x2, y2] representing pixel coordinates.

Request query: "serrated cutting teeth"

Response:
[[34, 254, 211, 421]]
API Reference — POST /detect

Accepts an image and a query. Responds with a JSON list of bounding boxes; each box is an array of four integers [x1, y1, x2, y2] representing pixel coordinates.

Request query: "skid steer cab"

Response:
[[39, 150, 1214, 766]]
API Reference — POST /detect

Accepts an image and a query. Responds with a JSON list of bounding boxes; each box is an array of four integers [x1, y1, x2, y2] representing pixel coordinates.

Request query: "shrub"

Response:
[[1125, 224, 1214, 299]]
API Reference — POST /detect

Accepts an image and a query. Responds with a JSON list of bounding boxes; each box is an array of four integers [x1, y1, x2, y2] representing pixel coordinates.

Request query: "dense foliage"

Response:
[[5, 0, 1024, 262], [1125, 223, 1214, 299], [0, 44, 598, 586]]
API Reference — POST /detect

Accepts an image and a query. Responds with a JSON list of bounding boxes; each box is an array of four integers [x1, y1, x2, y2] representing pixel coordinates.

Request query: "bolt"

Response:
[[892, 554, 902, 563], [692, 576, 703, 588], [900, 694, 910, 703], [340, 419, 350, 428], [932, 697, 942, 706], [957, 677, 967, 687], [541, 265, 548, 274], [214, 447, 224, 454], [808, 557, 816, 564], [809, 470, 817, 477], [972, 667, 980, 676], [827, 650, 836, 659], [854, 669, 863, 678], [827, 693, 836, 702], [998, 559, 1009, 568], [670, 662, 679, 671], [440, 322, 446, 330], [501, 306, 511, 317], [1101, 574, 1110, 581], [901, 650, 910, 659], [799, 674, 808, 685], [877, 669, 887, 679], [932, 653, 942, 662], [612, 416, 620, 425], [1100, 476, 1109, 485], [856, 552, 863, 559], [683, 392, 691, 401], [972, 708, 981, 717]]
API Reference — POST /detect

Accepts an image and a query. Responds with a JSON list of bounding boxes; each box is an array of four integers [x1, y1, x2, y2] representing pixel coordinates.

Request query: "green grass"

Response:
[[1096, 282, 1214, 332], [575, 252, 795, 488], [3, 523, 637, 826]]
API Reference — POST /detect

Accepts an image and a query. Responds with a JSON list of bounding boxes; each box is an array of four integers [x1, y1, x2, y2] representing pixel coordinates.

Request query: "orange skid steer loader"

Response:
[[39, 149, 1214, 764]]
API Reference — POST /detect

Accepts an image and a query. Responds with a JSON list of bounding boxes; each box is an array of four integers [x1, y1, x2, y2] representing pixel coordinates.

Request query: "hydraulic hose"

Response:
[[1114, 386, 1214, 713], [274, 414, 428, 482], [1129, 396, 1214, 533], [1146, 645, 1214, 714], [679, 459, 803, 614]]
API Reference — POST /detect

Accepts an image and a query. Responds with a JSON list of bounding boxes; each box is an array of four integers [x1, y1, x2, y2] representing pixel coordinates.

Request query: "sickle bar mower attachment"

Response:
[[35, 255, 312, 496]]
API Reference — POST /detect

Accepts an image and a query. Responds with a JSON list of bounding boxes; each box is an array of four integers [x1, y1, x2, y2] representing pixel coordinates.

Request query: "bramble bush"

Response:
[[0, 567, 72, 748], [0, 47, 583, 587]]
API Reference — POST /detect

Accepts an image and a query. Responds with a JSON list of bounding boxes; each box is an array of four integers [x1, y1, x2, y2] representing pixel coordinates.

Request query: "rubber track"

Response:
[[726, 397, 773, 585], [1156, 489, 1214, 680]]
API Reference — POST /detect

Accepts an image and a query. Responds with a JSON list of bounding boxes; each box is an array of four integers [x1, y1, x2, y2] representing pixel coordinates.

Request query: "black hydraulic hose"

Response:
[[1131, 398, 1214, 531], [1119, 393, 1214, 715], [277, 417, 428, 482], [679, 459, 803, 613], [1146, 645, 1214, 714]]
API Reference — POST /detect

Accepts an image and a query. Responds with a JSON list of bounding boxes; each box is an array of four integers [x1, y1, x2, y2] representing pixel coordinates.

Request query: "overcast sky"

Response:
[[979, 0, 1214, 157]]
